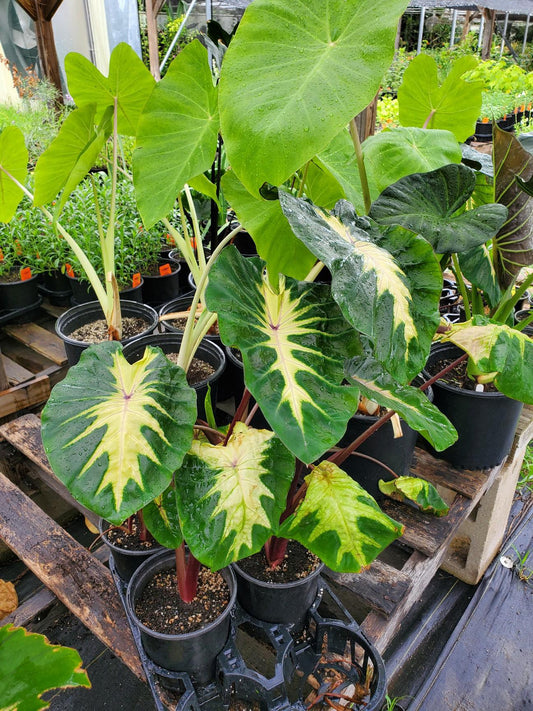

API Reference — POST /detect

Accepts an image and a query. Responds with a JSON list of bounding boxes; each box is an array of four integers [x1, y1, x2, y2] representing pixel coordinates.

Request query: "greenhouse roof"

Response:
[[408, 0, 533, 12]]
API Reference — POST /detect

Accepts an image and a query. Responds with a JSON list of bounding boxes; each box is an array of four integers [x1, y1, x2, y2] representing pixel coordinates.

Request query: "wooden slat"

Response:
[[1, 354, 33, 385], [409, 447, 491, 499], [0, 375, 50, 419], [0, 414, 98, 525], [0, 470, 144, 680], [3, 323, 67, 366], [0, 337, 56, 373], [324, 559, 411, 617]]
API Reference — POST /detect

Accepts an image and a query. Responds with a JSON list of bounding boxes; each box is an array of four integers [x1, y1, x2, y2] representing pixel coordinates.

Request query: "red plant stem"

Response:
[[127, 516, 133, 535], [329, 351, 468, 468], [264, 536, 289, 568], [224, 388, 252, 444], [136, 509, 148, 543], [244, 402, 259, 426], [175, 543, 201, 603]]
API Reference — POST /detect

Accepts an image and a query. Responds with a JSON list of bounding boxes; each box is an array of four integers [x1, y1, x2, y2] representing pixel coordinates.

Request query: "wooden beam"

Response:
[[481, 8, 496, 60], [14, 0, 36, 21], [146, 0, 166, 81], [44, 0, 65, 21], [32, 0, 63, 97], [0, 349, 8, 392]]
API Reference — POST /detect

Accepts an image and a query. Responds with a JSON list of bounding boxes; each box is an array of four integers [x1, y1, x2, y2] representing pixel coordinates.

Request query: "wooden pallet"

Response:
[[0, 408, 531, 677], [0, 305, 68, 421]]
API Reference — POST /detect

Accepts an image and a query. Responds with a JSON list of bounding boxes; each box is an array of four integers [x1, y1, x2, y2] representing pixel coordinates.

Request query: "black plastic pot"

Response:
[[67, 274, 144, 305], [0, 271, 40, 311], [55, 300, 159, 367], [126, 549, 237, 684], [232, 558, 324, 630], [121, 332, 226, 420], [338, 376, 432, 500], [474, 120, 493, 142], [141, 259, 182, 307], [159, 295, 220, 345], [99, 519, 163, 582], [423, 343, 523, 469], [38, 270, 72, 306], [515, 309, 533, 336]]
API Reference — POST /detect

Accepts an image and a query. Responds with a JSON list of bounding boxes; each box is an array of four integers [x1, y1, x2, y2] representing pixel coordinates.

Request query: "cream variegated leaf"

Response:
[[279, 461, 403, 572], [41, 342, 197, 524], [280, 193, 441, 382], [204, 247, 361, 463], [175, 423, 295, 570]]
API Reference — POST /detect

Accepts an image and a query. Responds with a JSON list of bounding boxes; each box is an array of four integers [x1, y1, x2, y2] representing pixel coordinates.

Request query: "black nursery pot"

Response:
[[55, 300, 159, 367], [126, 549, 237, 683], [232, 559, 324, 630], [67, 274, 144, 305], [423, 343, 523, 469], [159, 294, 221, 346], [38, 270, 72, 307], [98, 519, 163, 582], [474, 120, 493, 142], [141, 259, 182, 307], [122, 332, 226, 420], [0, 272, 40, 311]]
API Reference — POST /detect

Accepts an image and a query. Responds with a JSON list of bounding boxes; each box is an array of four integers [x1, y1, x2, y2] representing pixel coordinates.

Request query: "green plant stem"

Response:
[[493, 271, 533, 323], [304, 260, 325, 282], [297, 161, 310, 198], [349, 117, 371, 214], [162, 219, 200, 284], [516, 311, 533, 330], [177, 225, 243, 371], [451, 253, 471, 320], [471, 285, 484, 316], [184, 184, 206, 271]]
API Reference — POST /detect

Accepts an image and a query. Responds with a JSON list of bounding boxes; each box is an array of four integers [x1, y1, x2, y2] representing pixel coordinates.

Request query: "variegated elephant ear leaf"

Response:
[[279, 192, 441, 383], [143, 483, 183, 549], [379, 477, 449, 516], [279, 461, 403, 572], [175, 423, 295, 570], [204, 247, 361, 464], [41, 342, 197, 525], [345, 355, 457, 451]]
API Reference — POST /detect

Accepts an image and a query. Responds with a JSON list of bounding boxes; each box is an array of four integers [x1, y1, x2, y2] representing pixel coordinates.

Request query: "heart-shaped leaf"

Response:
[[41, 342, 197, 524], [175, 423, 295, 570], [279, 193, 442, 382], [205, 248, 361, 463], [66, 42, 155, 136], [0, 624, 90, 711], [370, 163, 508, 253], [133, 40, 219, 227], [279, 460, 403, 572], [221, 171, 316, 279], [218, 0, 409, 194], [0, 126, 28, 222], [398, 53, 482, 142], [379, 476, 449, 516], [345, 356, 457, 451]]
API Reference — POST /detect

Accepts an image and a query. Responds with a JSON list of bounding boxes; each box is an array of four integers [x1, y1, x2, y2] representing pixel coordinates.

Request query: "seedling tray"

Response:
[[110, 556, 386, 711]]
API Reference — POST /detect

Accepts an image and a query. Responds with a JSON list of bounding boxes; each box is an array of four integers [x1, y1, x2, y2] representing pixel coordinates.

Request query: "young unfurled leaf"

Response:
[[205, 247, 361, 463], [279, 461, 403, 572], [379, 476, 449, 516], [175, 423, 295, 570], [41, 343, 197, 524], [370, 164, 508, 254], [0, 624, 90, 710], [0, 126, 28, 222], [143, 483, 183, 549], [345, 355, 457, 451], [280, 193, 441, 383]]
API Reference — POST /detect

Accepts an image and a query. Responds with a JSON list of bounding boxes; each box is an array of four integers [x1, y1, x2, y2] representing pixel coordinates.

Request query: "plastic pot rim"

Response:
[[232, 558, 324, 592], [98, 518, 163, 559]]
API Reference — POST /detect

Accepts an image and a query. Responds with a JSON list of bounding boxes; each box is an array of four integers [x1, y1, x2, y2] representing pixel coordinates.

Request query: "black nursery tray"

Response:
[[0, 297, 42, 326], [110, 556, 387, 711]]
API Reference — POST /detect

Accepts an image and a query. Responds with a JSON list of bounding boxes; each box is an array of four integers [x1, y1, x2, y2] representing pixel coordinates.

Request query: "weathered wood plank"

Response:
[[1, 354, 33, 385], [324, 559, 411, 617], [0, 470, 144, 680], [3, 323, 67, 366], [0, 414, 99, 526], [409, 447, 490, 499], [0, 375, 50, 419], [0, 337, 54, 373]]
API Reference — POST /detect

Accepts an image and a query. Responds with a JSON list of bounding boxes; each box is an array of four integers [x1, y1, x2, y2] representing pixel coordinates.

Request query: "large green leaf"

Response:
[[0, 624, 90, 711], [221, 171, 316, 279], [440, 317, 533, 403], [316, 128, 365, 212], [204, 248, 361, 463], [344, 356, 457, 451], [379, 477, 449, 516], [218, 0, 409, 194], [0, 126, 28, 222], [41, 343, 197, 524], [175, 423, 295, 570], [65, 42, 155, 136], [458, 244, 502, 309], [493, 125, 533, 288], [279, 193, 441, 382], [304, 160, 346, 210], [33, 105, 111, 211], [133, 41, 219, 227], [370, 163, 508, 254], [279, 461, 403, 572], [143, 483, 183, 549], [398, 54, 482, 142]]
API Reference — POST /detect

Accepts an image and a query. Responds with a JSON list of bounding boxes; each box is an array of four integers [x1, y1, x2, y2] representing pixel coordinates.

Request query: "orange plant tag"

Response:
[[132, 272, 141, 288], [159, 263, 172, 276], [65, 263, 75, 278], [0, 249, 3, 262], [481, 117, 489, 124], [20, 266, 32, 281], [190, 237, 197, 251]]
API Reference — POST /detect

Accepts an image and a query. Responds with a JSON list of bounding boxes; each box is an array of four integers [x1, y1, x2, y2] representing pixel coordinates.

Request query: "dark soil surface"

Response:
[[426, 356, 498, 393], [104, 515, 159, 552], [142, 260, 178, 276], [68, 316, 149, 343], [166, 312, 220, 336], [0, 268, 29, 283], [135, 566, 230, 635], [164, 352, 216, 384], [237, 541, 320, 584]]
